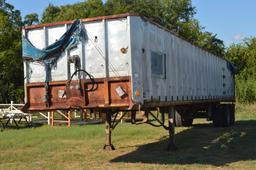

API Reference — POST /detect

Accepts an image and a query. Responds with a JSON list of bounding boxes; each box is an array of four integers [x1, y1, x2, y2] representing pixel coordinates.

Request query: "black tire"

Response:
[[182, 118, 193, 127], [212, 106, 222, 127], [229, 104, 235, 126], [222, 107, 231, 127], [174, 111, 193, 127], [174, 111, 182, 127], [213, 104, 232, 127]]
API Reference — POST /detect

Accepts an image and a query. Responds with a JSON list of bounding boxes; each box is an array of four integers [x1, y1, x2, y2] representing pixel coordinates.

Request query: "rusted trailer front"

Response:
[[22, 13, 235, 150], [26, 77, 132, 111]]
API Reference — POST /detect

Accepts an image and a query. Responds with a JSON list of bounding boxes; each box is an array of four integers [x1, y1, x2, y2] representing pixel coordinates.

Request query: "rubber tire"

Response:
[[222, 107, 231, 127], [213, 105, 231, 127], [212, 107, 222, 127], [229, 104, 235, 126], [174, 111, 183, 127], [174, 111, 193, 127], [182, 118, 193, 127]]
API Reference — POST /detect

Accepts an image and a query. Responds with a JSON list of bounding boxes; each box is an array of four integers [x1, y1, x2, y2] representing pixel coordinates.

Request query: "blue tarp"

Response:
[[22, 20, 87, 107], [22, 20, 84, 61]]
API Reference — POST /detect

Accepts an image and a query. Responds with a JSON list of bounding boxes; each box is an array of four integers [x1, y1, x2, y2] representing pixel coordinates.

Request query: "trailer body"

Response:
[[23, 14, 235, 112], [22, 13, 236, 150]]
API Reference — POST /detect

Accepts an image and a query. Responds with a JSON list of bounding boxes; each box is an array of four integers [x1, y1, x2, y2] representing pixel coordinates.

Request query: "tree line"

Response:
[[0, 0, 255, 103], [226, 38, 256, 103]]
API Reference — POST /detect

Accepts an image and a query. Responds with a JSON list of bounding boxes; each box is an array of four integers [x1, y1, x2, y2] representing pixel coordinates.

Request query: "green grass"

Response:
[[1, 104, 256, 170]]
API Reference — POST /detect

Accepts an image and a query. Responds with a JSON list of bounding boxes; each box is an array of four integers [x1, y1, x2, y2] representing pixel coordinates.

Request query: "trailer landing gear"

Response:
[[168, 107, 177, 151], [103, 111, 127, 150], [102, 107, 177, 151], [136, 107, 177, 151], [103, 112, 115, 150]]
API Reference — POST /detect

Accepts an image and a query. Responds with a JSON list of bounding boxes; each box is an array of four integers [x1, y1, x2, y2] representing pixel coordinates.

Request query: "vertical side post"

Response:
[[120, 112, 123, 124], [74, 111, 77, 118], [67, 111, 71, 127], [104, 80, 110, 105], [103, 19, 109, 78], [47, 112, 50, 125], [80, 109, 85, 121], [51, 111, 54, 127], [23, 29, 29, 103], [103, 112, 115, 150], [168, 107, 177, 151], [28, 112, 32, 122]]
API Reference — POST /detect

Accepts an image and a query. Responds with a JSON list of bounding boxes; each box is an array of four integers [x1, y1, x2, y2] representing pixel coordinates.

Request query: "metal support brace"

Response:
[[67, 111, 71, 127], [80, 109, 85, 121], [112, 112, 127, 129], [131, 110, 136, 124], [51, 111, 54, 127], [28, 113, 32, 122], [39, 112, 51, 125], [0, 119, 4, 131], [47, 112, 50, 125], [143, 110, 149, 123], [51, 110, 71, 127], [103, 112, 115, 150], [146, 111, 168, 129], [168, 107, 177, 151]]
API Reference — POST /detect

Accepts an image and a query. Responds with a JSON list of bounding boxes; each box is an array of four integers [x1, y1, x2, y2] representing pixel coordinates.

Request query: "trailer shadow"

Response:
[[111, 120, 256, 166]]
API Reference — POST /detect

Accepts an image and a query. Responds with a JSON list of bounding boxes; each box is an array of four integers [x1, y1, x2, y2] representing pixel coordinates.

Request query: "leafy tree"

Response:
[[41, 4, 61, 23], [39, 0, 224, 56], [41, 0, 105, 23], [226, 37, 256, 103], [105, 0, 224, 56], [24, 13, 39, 26], [0, 0, 23, 103], [40, 0, 224, 56]]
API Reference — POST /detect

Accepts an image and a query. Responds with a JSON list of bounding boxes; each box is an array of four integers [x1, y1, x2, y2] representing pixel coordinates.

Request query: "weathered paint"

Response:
[[24, 17, 131, 82], [129, 16, 235, 104], [23, 14, 235, 111], [26, 77, 132, 111]]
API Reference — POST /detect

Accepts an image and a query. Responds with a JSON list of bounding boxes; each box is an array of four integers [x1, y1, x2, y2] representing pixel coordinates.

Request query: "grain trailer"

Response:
[[22, 13, 236, 150]]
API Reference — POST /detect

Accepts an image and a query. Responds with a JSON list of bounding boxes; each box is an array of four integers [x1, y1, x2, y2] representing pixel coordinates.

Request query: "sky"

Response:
[[6, 0, 256, 47], [193, 0, 256, 46]]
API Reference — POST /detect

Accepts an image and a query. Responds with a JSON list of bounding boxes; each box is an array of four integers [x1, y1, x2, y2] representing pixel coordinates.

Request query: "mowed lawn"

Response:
[[1, 104, 256, 170]]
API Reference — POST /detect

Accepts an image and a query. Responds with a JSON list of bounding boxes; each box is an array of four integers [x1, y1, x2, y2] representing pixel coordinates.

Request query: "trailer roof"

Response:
[[24, 13, 137, 30], [24, 13, 229, 61]]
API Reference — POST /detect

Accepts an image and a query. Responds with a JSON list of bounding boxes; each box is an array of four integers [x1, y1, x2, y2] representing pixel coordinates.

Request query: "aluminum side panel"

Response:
[[107, 19, 130, 77], [130, 16, 235, 104], [24, 18, 132, 83]]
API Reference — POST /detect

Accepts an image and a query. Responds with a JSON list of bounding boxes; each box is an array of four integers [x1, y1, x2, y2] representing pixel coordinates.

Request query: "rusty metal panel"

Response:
[[26, 77, 131, 111]]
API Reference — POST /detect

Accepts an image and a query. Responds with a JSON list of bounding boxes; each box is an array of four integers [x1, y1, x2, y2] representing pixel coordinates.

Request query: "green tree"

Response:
[[104, 0, 224, 56], [39, 0, 224, 56], [41, 4, 61, 23], [24, 13, 39, 26], [0, 0, 23, 103], [41, 0, 105, 23], [226, 37, 256, 103]]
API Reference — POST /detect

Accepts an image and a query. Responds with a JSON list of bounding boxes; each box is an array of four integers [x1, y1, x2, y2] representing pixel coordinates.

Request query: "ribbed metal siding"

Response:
[[23, 18, 131, 83], [130, 16, 235, 104]]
